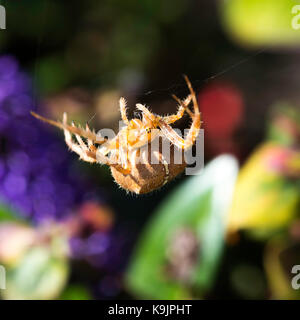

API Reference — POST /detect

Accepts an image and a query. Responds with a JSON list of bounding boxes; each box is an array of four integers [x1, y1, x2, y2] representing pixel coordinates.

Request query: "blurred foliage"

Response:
[[2, 0, 190, 94], [60, 284, 92, 300], [0, 223, 35, 267], [0, 219, 70, 300], [228, 105, 300, 237], [126, 155, 238, 299], [230, 264, 267, 299], [0, 204, 23, 223], [3, 246, 69, 300], [264, 237, 300, 299], [0, 0, 299, 300], [221, 0, 300, 48], [267, 103, 300, 146], [227, 143, 299, 235]]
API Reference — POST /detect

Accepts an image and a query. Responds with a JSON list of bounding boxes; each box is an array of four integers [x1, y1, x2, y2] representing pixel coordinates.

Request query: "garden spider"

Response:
[[31, 76, 201, 194]]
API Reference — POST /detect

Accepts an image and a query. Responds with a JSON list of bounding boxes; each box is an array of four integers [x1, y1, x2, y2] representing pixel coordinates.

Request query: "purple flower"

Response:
[[0, 55, 133, 299], [0, 55, 97, 223]]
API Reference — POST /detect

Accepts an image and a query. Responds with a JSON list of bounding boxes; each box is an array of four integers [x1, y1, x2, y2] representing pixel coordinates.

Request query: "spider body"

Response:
[[31, 76, 201, 194], [110, 140, 186, 194]]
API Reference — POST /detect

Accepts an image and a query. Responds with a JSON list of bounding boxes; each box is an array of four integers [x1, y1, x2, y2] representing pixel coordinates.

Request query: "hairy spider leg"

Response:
[[31, 111, 106, 144], [63, 114, 97, 163], [184, 75, 200, 118], [158, 76, 201, 150], [119, 97, 129, 124], [135, 104, 157, 123], [163, 94, 193, 124], [96, 148, 130, 175], [135, 93, 192, 126], [98, 134, 132, 175], [85, 123, 98, 153], [31, 112, 133, 175]]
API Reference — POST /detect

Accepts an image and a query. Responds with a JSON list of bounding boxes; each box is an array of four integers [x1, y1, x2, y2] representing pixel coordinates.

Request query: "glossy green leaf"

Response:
[[126, 155, 239, 299]]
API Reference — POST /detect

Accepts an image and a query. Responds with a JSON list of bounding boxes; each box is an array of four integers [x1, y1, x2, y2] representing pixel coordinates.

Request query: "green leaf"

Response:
[[126, 155, 239, 299], [266, 102, 300, 146], [220, 0, 300, 48], [60, 285, 92, 300], [0, 203, 24, 223], [1, 246, 69, 300]]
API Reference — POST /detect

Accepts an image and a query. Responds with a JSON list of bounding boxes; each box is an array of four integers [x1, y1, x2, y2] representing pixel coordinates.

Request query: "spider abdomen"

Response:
[[110, 141, 186, 194]]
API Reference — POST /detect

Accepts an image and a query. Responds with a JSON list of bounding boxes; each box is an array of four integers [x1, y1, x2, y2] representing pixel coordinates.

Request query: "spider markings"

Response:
[[31, 76, 201, 194]]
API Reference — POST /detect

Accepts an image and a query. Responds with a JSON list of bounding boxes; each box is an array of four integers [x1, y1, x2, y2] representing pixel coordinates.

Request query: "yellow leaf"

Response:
[[227, 143, 299, 232]]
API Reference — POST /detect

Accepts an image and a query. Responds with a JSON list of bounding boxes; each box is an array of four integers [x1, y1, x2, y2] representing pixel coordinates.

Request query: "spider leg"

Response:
[[97, 137, 131, 175], [163, 94, 193, 124], [119, 97, 129, 124], [119, 147, 131, 170], [158, 120, 186, 149], [32, 112, 131, 174], [73, 122, 100, 161], [184, 75, 200, 117], [85, 123, 98, 153], [31, 111, 106, 144], [90, 147, 131, 175], [158, 76, 201, 150], [70, 122, 130, 174], [99, 148, 131, 175], [158, 118, 200, 150], [72, 122, 89, 151], [62, 114, 96, 163], [135, 104, 157, 122]]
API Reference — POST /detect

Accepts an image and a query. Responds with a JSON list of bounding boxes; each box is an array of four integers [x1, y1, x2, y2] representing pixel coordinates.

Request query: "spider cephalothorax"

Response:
[[31, 76, 201, 194]]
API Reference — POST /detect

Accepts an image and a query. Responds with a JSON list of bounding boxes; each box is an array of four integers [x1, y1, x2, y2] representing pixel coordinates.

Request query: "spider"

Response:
[[31, 76, 201, 194]]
